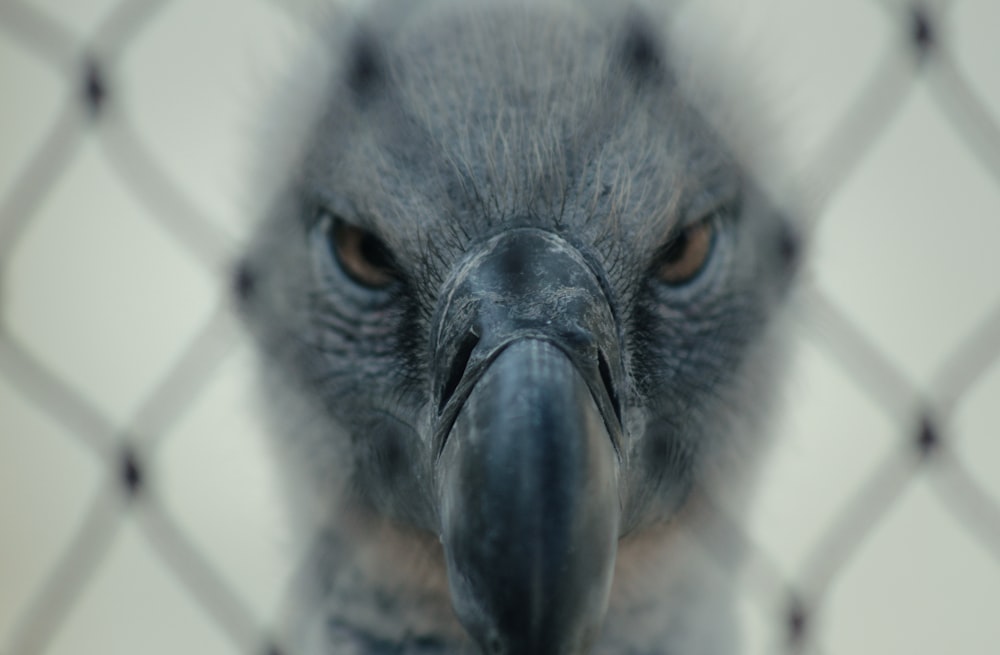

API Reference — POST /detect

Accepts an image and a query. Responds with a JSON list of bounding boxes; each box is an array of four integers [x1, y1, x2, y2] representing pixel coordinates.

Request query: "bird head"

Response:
[[237, 1, 798, 653]]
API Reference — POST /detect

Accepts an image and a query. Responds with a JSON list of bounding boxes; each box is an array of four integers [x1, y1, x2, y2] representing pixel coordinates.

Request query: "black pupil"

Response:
[[360, 232, 393, 271], [661, 230, 690, 265]]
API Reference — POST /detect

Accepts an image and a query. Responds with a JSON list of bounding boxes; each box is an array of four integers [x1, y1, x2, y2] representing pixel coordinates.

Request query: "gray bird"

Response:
[[236, 0, 799, 653]]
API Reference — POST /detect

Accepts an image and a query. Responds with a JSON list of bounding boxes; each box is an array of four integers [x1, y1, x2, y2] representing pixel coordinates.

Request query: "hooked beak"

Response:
[[433, 229, 624, 655]]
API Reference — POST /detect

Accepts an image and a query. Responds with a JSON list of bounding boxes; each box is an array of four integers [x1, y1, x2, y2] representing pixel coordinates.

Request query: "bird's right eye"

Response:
[[319, 214, 397, 289]]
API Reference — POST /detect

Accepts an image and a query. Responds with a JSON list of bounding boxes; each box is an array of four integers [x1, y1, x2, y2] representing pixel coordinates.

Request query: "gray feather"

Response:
[[237, 1, 799, 653]]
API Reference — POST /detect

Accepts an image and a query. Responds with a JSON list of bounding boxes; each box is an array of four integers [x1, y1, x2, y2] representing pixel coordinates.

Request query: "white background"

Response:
[[2, 0, 999, 653]]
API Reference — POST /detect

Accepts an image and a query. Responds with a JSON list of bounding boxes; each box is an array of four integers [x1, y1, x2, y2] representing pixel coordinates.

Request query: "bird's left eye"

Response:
[[322, 215, 397, 289], [655, 219, 716, 285]]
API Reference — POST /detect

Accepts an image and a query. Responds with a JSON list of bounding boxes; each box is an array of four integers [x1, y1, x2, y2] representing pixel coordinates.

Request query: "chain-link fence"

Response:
[[2, 0, 998, 653]]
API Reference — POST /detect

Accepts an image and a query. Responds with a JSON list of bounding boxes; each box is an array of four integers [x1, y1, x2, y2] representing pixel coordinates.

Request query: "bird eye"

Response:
[[655, 219, 716, 285], [324, 215, 397, 289]]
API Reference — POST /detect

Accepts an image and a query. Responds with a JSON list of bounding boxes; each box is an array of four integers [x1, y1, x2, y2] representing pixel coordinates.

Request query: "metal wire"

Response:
[[1, 0, 997, 653]]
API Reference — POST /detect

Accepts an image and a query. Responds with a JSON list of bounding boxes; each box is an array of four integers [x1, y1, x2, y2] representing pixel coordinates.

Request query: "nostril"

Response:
[[440, 330, 480, 413], [485, 630, 504, 655], [597, 349, 621, 424]]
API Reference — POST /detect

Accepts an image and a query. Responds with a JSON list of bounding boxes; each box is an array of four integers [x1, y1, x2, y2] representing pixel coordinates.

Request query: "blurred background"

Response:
[[2, 0, 999, 653]]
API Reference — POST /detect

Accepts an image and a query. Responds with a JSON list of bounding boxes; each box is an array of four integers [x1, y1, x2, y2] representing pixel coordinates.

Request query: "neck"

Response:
[[290, 503, 472, 654]]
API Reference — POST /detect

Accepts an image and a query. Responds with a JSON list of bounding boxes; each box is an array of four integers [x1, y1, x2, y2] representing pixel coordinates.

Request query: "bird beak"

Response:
[[432, 229, 624, 655]]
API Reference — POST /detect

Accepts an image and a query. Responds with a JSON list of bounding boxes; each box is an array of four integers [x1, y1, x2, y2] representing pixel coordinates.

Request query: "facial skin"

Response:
[[237, 1, 799, 653]]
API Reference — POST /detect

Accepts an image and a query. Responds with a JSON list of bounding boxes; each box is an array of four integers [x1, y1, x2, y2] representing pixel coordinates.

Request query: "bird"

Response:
[[235, 0, 799, 653]]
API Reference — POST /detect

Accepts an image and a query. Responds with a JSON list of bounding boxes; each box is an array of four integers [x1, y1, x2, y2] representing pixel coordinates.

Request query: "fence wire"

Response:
[[1, 0, 999, 654]]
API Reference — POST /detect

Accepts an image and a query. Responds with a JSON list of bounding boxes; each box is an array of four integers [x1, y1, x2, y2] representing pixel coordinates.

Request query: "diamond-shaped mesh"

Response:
[[2, 1, 998, 653]]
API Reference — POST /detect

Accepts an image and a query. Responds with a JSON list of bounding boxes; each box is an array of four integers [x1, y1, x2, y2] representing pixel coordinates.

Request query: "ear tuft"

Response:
[[346, 30, 385, 98], [618, 14, 666, 82]]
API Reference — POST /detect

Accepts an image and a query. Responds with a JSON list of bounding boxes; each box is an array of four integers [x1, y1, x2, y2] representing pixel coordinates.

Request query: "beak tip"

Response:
[[438, 340, 620, 655]]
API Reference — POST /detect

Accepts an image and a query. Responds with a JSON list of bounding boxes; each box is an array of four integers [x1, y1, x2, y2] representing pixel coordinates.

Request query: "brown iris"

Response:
[[328, 218, 397, 289], [656, 220, 716, 285]]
